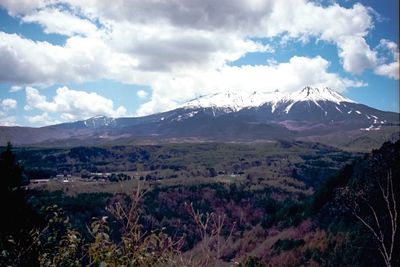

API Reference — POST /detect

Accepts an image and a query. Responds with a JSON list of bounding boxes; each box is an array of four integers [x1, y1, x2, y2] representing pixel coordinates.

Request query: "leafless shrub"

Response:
[[183, 202, 236, 266]]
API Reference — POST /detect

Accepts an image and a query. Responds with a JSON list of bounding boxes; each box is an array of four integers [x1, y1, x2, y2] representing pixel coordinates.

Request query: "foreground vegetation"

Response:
[[0, 141, 399, 266]]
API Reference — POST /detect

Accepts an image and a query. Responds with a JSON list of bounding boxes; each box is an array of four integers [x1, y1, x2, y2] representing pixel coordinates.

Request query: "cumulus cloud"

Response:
[[71, 0, 387, 78], [70, 1, 371, 39], [0, 0, 47, 15], [0, 32, 138, 86], [373, 39, 399, 79], [26, 112, 49, 124], [1, 98, 17, 110], [21, 7, 99, 37], [0, 1, 392, 83], [337, 36, 378, 74], [26, 112, 60, 126], [25, 86, 128, 121], [137, 90, 148, 99], [374, 62, 399, 80], [9, 85, 23, 92], [0, 98, 18, 126], [0, 115, 18, 126]]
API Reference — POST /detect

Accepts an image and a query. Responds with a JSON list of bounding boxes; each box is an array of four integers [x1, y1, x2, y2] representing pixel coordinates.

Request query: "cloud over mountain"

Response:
[[25, 86, 127, 124]]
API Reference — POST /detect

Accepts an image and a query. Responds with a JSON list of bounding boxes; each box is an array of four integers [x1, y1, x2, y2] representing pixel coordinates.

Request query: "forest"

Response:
[[0, 140, 399, 266]]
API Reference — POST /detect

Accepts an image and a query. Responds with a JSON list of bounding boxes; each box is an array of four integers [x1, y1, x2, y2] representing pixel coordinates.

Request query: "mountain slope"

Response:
[[0, 87, 398, 147]]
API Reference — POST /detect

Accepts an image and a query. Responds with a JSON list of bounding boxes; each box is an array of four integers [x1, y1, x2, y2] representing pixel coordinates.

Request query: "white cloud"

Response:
[[9, 85, 22, 92], [72, 0, 387, 78], [374, 62, 399, 80], [0, 115, 18, 126], [337, 36, 378, 74], [26, 112, 60, 126], [21, 7, 99, 37], [70, 1, 371, 40], [25, 86, 128, 121], [261, 2, 372, 40], [373, 39, 399, 79], [0, 0, 47, 15], [27, 112, 47, 124], [137, 90, 148, 99], [378, 39, 399, 57], [1, 98, 17, 110], [0, 32, 138, 86], [0, 98, 18, 126], [100, 10, 274, 72], [0, 0, 388, 84]]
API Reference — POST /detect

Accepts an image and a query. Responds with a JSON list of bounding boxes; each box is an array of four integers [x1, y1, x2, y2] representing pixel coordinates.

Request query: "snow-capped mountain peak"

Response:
[[281, 86, 355, 113], [181, 86, 354, 114], [284, 86, 355, 104]]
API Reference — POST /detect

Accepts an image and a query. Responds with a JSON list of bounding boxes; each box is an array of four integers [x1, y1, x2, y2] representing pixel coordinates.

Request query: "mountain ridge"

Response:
[[1, 86, 398, 147]]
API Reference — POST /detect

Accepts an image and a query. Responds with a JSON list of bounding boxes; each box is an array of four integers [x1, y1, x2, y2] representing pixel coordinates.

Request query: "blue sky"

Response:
[[0, 0, 398, 126]]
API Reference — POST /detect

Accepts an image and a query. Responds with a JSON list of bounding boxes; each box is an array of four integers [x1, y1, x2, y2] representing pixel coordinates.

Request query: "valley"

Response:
[[2, 140, 398, 266], [18, 141, 356, 190]]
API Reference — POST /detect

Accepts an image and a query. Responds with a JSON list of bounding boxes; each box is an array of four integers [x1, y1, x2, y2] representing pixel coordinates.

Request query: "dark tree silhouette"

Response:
[[0, 143, 39, 266]]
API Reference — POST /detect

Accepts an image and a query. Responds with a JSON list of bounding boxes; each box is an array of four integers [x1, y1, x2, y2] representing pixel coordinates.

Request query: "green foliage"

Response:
[[108, 173, 131, 182], [28, 191, 112, 239], [310, 164, 354, 214], [272, 238, 305, 254], [32, 205, 82, 267], [87, 216, 181, 266], [261, 198, 309, 229], [0, 142, 24, 190], [25, 168, 56, 181], [69, 147, 113, 162]]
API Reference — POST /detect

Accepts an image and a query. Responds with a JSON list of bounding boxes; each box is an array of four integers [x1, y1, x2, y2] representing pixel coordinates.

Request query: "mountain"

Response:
[[170, 86, 399, 135], [181, 86, 350, 113], [1, 87, 399, 147]]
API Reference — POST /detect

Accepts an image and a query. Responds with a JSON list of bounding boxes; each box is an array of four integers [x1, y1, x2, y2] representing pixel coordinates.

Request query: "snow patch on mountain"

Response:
[[281, 86, 355, 113], [175, 111, 199, 121], [361, 125, 382, 131], [182, 90, 284, 111], [284, 86, 354, 104], [83, 115, 116, 128]]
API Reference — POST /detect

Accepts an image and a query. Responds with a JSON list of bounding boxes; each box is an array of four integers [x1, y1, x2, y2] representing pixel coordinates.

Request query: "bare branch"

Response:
[[352, 170, 398, 267]]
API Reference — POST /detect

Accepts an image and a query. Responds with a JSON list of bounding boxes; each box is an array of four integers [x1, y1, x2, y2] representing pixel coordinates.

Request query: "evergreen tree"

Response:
[[0, 143, 39, 266]]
